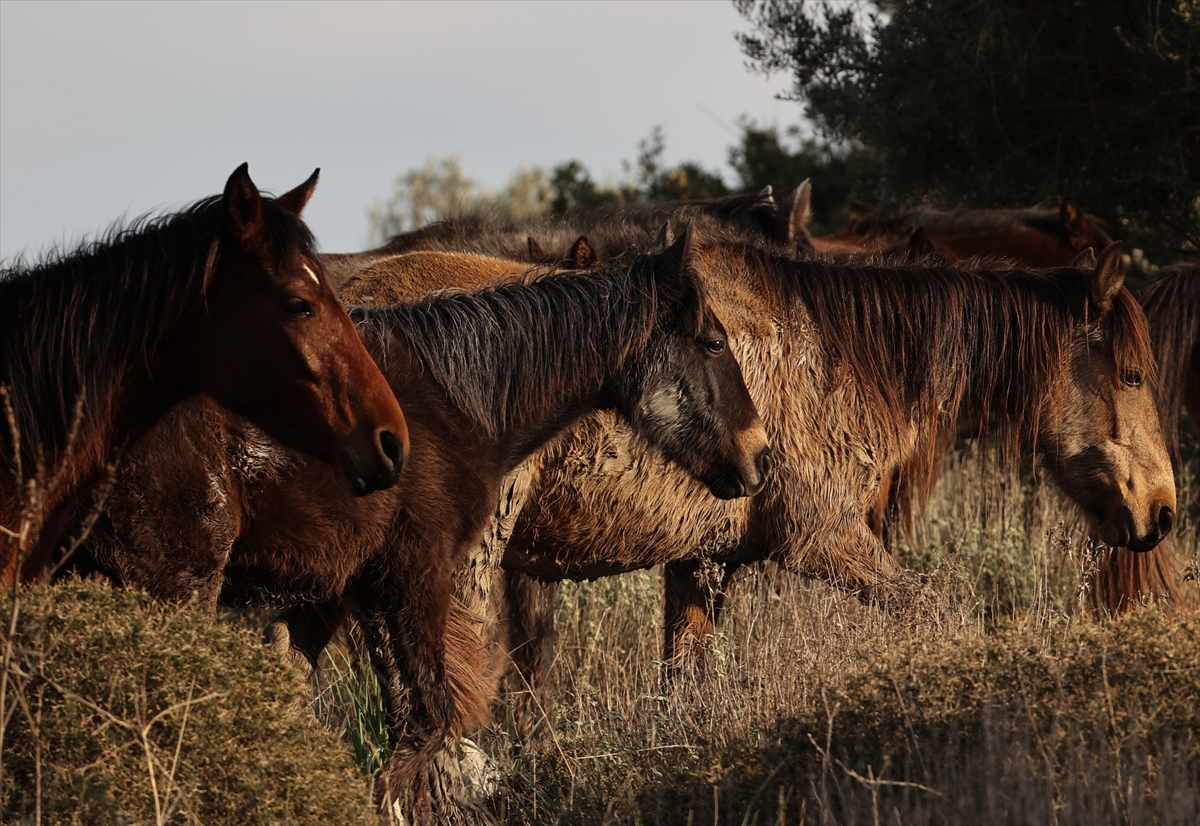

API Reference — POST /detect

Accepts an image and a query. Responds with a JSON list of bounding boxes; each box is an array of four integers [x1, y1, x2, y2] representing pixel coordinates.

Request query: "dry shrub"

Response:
[[0, 578, 375, 825]]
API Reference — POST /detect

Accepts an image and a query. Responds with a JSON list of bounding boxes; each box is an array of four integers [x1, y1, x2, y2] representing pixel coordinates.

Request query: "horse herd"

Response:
[[2, 166, 1196, 823]]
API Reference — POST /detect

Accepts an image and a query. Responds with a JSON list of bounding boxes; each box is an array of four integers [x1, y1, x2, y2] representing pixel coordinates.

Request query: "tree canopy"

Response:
[[736, 0, 1200, 254]]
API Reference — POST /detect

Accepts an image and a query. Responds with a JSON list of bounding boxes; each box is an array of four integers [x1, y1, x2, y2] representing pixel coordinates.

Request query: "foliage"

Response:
[[730, 119, 872, 233], [0, 579, 374, 825], [736, 0, 1200, 254]]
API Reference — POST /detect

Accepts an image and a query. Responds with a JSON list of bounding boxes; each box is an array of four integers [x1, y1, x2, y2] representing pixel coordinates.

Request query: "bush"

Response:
[[0, 578, 375, 825]]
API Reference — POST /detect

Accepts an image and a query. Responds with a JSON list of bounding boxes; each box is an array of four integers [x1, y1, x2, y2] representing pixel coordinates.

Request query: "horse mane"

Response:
[[352, 255, 707, 439], [0, 196, 317, 472], [378, 191, 780, 265], [1138, 261, 1200, 454], [730, 242, 1153, 459]]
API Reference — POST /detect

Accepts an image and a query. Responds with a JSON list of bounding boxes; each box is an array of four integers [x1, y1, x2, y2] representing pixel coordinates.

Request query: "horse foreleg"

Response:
[[499, 569, 557, 746], [263, 597, 351, 682], [662, 559, 734, 679]]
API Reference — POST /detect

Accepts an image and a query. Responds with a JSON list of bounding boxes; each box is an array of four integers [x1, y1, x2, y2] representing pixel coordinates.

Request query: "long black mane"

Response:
[[1139, 261, 1200, 454], [732, 241, 1152, 453], [351, 254, 705, 440], [0, 197, 317, 473]]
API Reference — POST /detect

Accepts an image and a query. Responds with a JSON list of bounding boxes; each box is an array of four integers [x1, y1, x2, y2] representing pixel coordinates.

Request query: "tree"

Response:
[[736, 0, 1200, 254], [729, 120, 871, 233]]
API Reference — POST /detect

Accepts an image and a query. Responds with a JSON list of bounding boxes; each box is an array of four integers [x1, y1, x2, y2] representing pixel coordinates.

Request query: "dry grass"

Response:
[[470, 448, 1200, 825]]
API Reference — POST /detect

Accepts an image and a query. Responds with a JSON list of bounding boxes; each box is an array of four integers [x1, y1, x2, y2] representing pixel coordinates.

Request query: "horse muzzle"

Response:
[[339, 426, 407, 494], [1103, 502, 1175, 553]]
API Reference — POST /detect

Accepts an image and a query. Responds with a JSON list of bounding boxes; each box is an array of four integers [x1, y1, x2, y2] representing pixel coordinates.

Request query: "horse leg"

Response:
[[499, 569, 557, 746], [662, 559, 731, 678], [354, 567, 488, 825], [264, 597, 351, 682]]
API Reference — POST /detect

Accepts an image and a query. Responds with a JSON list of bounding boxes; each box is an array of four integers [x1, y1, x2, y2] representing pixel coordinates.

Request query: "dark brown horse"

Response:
[[893, 197, 1113, 265], [321, 184, 815, 285], [478, 239, 1173, 734], [1, 165, 407, 584], [80, 233, 769, 822]]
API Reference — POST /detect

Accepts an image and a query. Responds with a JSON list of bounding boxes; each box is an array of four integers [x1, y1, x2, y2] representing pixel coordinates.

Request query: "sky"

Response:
[[0, 0, 798, 261]]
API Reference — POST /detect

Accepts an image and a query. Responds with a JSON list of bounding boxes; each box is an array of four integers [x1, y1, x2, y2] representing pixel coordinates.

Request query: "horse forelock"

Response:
[[354, 259, 666, 440]]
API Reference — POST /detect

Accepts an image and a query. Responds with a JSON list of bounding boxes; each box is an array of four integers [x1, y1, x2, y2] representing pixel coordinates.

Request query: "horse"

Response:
[[0, 165, 407, 585], [891, 197, 1113, 266], [77, 230, 769, 823], [1095, 260, 1200, 611], [321, 183, 815, 286], [475, 239, 1174, 740], [810, 215, 960, 264]]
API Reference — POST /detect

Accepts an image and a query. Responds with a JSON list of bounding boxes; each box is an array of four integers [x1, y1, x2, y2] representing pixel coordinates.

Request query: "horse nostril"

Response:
[[378, 429, 404, 472], [756, 448, 773, 482], [1158, 505, 1175, 536]]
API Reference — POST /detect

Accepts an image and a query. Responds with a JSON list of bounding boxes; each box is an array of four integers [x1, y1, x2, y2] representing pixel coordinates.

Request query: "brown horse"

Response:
[[811, 215, 959, 264], [1098, 260, 1200, 611], [79, 233, 769, 822], [321, 184, 815, 285], [1, 165, 407, 584], [893, 197, 1113, 265], [479, 239, 1173, 735]]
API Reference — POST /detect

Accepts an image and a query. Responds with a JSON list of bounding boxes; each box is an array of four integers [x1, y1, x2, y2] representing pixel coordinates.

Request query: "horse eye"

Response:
[[703, 338, 727, 356], [1123, 369, 1143, 388], [283, 296, 313, 317]]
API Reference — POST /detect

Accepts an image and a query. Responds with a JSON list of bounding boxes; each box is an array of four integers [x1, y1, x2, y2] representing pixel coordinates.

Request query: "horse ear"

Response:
[[1070, 247, 1097, 269], [223, 163, 264, 248], [527, 237, 548, 262], [276, 168, 320, 217], [758, 184, 775, 204], [784, 179, 813, 248], [1090, 241, 1125, 315], [908, 227, 937, 258], [653, 222, 694, 278], [1060, 196, 1092, 251], [647, 223, 675, 256], [569, 236, 599, 269]]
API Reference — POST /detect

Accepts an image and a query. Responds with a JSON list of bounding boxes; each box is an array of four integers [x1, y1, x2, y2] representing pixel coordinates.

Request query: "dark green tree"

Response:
[[729, 120, 872, 233], [736, 0, 1200, 254]]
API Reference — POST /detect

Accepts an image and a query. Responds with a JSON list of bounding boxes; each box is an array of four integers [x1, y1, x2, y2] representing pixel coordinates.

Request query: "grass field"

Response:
[[4, 447, 1199, 824]]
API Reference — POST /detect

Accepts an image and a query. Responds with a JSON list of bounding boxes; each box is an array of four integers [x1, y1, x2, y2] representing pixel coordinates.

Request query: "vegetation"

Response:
[[0, 579, 375, 825], [735, 0, 1200, 255]]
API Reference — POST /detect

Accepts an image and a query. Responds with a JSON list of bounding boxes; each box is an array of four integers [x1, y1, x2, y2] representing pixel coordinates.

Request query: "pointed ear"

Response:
[[527, 236, 548, 262], [784, 179, 813, 247], [568, 236, 599, 269], [223, 163, 264, 248], [276, 168, 320, 216], [1070, 247, 1097, 269], [908, 227, 937, 258], [757, 184, 775, 204], [1060, 196, 1091, 251], [1090, 242, 1125, 315], [647, 222, 675, 256], [654, 221, 694, 278]]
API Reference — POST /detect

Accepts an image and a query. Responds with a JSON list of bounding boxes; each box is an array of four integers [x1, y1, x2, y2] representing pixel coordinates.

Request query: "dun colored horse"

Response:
[[321, 184, 815, 285], [1, 165, 407, 584], [479, 239, 1173, 736], [79, 232, 769, 823]]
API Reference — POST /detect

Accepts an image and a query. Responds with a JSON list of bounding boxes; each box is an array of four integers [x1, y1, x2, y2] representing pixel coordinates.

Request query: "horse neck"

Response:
[[0, 225, 211, 521], [357, 268, 660, 466], [781, 258, 1080, 448], [1140, 264, 1200, 451]]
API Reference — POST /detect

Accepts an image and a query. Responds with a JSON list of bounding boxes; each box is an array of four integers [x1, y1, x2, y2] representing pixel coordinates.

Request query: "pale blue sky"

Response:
[[0, 0, 796, 261]]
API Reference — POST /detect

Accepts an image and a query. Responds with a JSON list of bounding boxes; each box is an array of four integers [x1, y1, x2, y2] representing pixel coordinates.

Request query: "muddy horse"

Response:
[[78, 230, 769, 822], [1, 165, 407, 584]]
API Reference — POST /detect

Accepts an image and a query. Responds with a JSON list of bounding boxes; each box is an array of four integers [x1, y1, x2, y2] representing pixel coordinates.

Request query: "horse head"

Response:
[[1039, 242, 1176, 552], [173, 164, 409, 494], [617, 224, 771, 500]]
